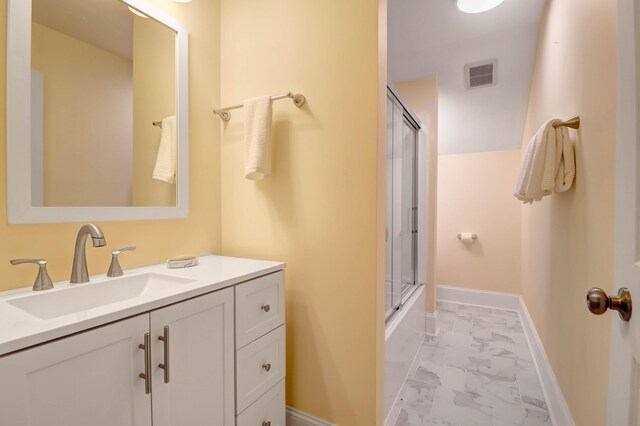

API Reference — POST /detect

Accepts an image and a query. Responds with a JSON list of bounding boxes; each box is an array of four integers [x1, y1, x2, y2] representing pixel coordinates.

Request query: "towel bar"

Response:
[[213, 92, 306, 121], [552, 116, 580, 129], [152, 121, 163, 128]]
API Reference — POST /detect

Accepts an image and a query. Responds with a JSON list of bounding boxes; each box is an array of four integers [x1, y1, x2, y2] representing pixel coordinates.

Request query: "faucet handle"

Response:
[[10, 259, 54, 291], [107, 246, 136, 277]]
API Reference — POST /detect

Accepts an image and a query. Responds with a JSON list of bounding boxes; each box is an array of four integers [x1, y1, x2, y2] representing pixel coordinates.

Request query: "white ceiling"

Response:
[[388, 0, 545, 81], [32, 0, 134, 60], [388, 0, 546, 155]]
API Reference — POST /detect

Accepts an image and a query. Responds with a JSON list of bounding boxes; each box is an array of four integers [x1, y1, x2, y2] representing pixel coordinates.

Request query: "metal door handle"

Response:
[[158, 326, 170, 383], [139, 333, 152, 394], [262, 421, 271, 426], [261, 304, 271, 313], [586, 287, 632, 321], [262, 362, 271, 372]]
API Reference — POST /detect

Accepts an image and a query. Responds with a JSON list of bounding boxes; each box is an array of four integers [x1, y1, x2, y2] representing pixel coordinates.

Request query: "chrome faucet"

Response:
[[70, 224, 106, 283]]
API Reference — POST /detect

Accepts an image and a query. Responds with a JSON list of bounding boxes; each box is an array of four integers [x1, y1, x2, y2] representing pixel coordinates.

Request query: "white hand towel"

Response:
[[514, 118, 576, 203], [152, 115, 177, 184], [244, 96, 273, 180]]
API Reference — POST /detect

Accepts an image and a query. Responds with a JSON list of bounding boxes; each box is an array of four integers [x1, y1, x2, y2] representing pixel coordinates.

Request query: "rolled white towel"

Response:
[[515, 119, 557, 203], [555, 126, 576, 192], [514, 118, 576, 203], [152, 115, 177, 184], [244, 96, 273, 180]]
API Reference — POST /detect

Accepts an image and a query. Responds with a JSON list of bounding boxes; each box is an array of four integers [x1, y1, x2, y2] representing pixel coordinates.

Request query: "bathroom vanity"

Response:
[[0, 255, 285, 426]]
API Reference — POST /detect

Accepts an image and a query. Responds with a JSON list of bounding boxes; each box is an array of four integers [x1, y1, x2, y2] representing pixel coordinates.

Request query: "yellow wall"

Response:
[[32, 22, 134, 207], [219, 1, 384, 424], [394, 78, 439, 312], [132, 15, 177, 207], [437, 150, 522, 294], [520, 0, 616, 424], [0, 0, 222, 290]]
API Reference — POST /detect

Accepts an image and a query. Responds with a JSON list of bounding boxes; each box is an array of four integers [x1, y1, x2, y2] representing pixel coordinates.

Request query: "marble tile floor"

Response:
[[387, 301, 552, 426]]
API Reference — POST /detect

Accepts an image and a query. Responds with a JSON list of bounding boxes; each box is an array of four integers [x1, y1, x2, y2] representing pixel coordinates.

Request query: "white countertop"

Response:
[[0, 255, 285, 356]]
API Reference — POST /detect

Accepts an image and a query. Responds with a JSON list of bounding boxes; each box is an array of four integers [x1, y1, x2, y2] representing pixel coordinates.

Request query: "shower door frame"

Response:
[[386, 88, 421, 323]]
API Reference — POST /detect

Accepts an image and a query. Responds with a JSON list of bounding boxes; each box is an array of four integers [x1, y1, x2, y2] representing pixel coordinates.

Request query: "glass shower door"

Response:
[[386, 93, 418, 321], [400, 118, 417, 299]]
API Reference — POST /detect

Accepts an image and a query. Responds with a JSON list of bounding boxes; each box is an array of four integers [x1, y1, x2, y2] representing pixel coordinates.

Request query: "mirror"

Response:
[[7, 0, 189, 223]]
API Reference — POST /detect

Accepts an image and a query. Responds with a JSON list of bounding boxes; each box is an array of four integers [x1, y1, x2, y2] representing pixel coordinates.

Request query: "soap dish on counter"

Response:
[[167, 256, 199, 269]]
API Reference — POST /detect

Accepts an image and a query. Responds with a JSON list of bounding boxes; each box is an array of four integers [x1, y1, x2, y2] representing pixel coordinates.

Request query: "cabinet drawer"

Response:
[[236, 325, 286, 413], [235, 271, 285, 348], [236, 380, 285, 426]]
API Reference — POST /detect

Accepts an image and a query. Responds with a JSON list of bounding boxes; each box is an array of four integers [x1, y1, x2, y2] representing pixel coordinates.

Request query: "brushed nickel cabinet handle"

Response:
[[262, 362, 271, 372], [138, 333, 151, 394], [262, 421, 271, 426], [158, 326, 170, 383], [261, 304, 271, 313]]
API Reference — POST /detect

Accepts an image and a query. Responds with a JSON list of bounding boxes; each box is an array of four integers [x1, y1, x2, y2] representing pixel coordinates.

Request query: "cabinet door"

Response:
[[151, 288, 235, 426], [0, 315, 151, 426]]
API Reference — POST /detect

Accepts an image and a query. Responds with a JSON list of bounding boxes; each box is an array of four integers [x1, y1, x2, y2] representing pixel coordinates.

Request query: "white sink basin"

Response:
[[6, 273, 196, 320]]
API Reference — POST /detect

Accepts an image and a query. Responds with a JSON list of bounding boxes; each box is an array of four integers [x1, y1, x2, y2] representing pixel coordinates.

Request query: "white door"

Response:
[[0, 314, 151, 426], [607, 0, 640, 423], [150, 288, 235, 426]]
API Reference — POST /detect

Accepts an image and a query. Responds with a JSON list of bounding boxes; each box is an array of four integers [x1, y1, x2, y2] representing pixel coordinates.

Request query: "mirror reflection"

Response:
[[30, 0, 178, 207]]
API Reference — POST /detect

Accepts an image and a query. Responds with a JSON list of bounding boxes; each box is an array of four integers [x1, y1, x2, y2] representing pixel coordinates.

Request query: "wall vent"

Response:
[[465, 59, 497, 89]]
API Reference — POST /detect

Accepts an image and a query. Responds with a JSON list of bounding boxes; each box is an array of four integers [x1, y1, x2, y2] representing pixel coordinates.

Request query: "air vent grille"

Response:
[[465, 60, 497, 89]]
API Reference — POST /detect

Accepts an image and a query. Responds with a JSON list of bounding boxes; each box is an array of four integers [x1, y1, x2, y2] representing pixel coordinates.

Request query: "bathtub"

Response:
[[384, 285, 426, 420]]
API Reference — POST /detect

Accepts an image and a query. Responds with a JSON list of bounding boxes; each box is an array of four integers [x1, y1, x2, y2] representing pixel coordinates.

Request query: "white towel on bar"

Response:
[[514, 119, 576, 204], [244, 96, 273, 180], [152, 115, 177, 183]]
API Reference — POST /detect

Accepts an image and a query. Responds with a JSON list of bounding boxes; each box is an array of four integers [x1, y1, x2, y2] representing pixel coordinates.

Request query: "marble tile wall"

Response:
[[387, 301, 552, 426]]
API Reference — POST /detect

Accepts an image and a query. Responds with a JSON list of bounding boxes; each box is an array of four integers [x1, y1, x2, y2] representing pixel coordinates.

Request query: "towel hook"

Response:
[[553, 116, 580, 129]]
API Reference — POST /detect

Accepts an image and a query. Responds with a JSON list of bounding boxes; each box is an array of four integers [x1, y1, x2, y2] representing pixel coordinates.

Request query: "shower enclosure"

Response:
[[385, 88, 421, 321]]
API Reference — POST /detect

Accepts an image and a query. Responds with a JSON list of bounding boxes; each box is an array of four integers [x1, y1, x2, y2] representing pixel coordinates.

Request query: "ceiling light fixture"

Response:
[[456, 0, 505, 14], [128, 6, 149, 18], [173, 0, 192, 3]]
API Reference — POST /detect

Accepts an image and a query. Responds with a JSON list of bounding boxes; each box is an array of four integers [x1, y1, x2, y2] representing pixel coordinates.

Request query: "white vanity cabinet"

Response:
[[0, 288, 235, 426], [235, 271, 286, 426], [0, 314, 153, 426], [150, 288, 235, 426], [0, 266, 285, 426]]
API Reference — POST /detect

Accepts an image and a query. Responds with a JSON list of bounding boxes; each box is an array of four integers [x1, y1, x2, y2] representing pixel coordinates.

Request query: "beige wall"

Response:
[[32, 22, 133, 207], [520, 0, 616, 424], [0, 0, 222, 290], [437, 149, 522, 294], [394, 78, 439, 312], [132, 15, 177, 207], [219, 1, 384, 424]]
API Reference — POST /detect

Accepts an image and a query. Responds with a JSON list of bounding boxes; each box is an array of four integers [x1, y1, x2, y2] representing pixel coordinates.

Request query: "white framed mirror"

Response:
[[6, 0, 189, 224]]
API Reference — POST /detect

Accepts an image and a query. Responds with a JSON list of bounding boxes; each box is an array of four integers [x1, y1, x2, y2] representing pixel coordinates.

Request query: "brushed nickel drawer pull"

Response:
[[261, 304, 271, 313], [262, 362, 271, 372], [262, 421, 271, 426], [158, 326, 170, 383], [138, 333, 151, 394]]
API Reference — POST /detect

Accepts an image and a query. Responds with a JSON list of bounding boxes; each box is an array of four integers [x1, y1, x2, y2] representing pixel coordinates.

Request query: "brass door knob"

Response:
[[586, 287, 632, 321]]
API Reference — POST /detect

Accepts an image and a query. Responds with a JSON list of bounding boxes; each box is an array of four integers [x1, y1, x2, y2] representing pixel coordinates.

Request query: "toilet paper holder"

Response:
[[457, 233, 478, 240]]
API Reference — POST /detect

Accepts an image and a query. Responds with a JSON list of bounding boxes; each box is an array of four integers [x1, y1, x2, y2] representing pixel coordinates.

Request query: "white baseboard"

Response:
[[286, 406, 335, 426], [435, 285, 574, 426], [518, 299, 574, 426], [437, 284, 521, 310]]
